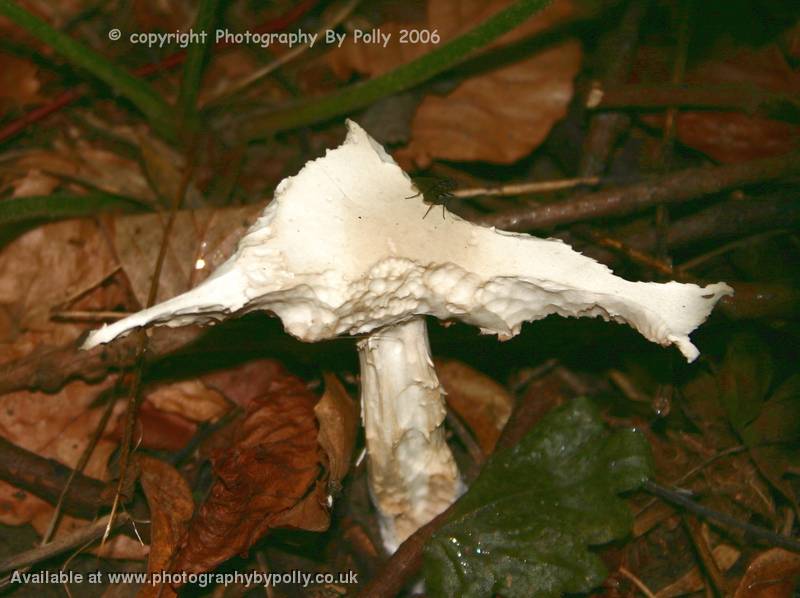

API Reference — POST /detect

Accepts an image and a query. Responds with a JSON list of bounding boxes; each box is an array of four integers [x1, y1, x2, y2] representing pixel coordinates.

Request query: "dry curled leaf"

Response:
[[315, 373, 358, 489], [146, 379, 230, 423], [435, 359, 513, 453], [734, 548, 800, 598], [330, 0, 581, 165], [172, 367, 328, 576], [136, 455, 194, 598]]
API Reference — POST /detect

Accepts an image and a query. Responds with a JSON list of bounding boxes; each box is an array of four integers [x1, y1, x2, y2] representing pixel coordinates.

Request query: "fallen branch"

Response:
[[0, 326, 201, 395], [0, 512, 131, 574], [587, 83, 800, 123], [644, 481, 800, 553], [0, 435, 110, 519], [482, 151, 800, 231]]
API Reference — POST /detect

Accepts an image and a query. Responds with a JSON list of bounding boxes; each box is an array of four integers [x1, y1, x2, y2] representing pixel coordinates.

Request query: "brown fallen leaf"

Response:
[[0, 54, 41, 111], [435, 359, 513, 454], [201, 359, 293, 409], [172, 366, 328, 575], [734, 548, 800, 598], [315, 373, 358, 490], [329, 0, 581, 166], [636, 44, 800, 163], [136, 455, 194, 598], [655, 543, 740, 598], [113, 204, 262, 307], [146, 379, 231, 424]]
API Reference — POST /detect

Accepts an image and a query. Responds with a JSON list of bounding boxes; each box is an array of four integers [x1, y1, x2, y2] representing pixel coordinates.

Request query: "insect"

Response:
[[406, 176, 457, 219]]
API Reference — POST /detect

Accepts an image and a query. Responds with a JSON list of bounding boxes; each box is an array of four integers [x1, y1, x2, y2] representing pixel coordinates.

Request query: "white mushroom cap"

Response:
[[84, 120, 731, 360]]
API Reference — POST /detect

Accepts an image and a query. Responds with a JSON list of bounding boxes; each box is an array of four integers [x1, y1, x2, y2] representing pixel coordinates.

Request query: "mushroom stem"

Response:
[[358, 316, 461, 553]]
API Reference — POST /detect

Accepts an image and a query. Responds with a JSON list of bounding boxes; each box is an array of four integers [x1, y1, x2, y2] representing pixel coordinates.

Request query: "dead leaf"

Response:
[[637, 44, 800, 162], [172, 367, 328, 575], [329, 0, 581, 165], [734, 548, 800, 598], [435, 359, 513, 453], [146, 379, 231, 423], [400, 39, 581, 166], [136, 455, 194, 598], [655, 543, 740, 597], [113, 204, 262, 307], [315, 373, 358, 489], [0, 54, 41, 111], [107, 401, 197, 453], [201, 359, 291, 409]]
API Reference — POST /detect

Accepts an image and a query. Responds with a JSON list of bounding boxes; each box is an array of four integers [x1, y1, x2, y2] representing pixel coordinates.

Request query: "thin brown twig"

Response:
[[618, 566, 657, 598], [103, 143, 198, 546], [452, 177, 601, 198], [40, 388, 120, 545], [682, 516, 729, 597], [204, 0, 361, 106], [0, 513, 131, 574], [587, 83, 800, 123], [481, 151, 800, 231]]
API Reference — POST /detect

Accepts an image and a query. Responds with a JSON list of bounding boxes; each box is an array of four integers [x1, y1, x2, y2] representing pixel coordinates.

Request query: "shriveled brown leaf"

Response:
[[436, 359, 513, 453], [113, 204, 262, 307], [172, 367, 328, 575], [330, 0, 581, 165], [655, 543, 740, 598], [637, 44, 800, 162], [146, 379, 231, 423], [315, 373, 358, 489], [201, 359, 291, 409], [734, 548, 800, 598], [136, 455, 194, 598]]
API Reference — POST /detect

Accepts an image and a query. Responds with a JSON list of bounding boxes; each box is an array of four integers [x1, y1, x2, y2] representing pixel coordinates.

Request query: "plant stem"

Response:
[[177, 0, 221, 134], [0, 192, 148, 225], [240, 0, 551, 137], [0, 0, 176, 139]]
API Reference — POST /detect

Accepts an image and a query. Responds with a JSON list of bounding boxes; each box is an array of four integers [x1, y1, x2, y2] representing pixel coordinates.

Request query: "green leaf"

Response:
[[423, 397, 652, 598]]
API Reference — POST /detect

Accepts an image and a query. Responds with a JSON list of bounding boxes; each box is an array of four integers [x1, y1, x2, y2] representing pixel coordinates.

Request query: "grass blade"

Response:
[[0, 0, 176, 140], [237, 0, 551, 138]]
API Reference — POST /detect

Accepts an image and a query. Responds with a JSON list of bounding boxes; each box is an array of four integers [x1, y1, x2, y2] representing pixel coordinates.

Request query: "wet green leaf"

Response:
[[423, 397, 652, 598]]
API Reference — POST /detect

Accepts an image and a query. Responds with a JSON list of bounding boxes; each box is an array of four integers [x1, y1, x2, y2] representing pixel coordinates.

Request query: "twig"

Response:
[[578, 0, 647, 177], [41, 388, 119, 544], [618, 566, 657, 598], [482, 151, 800, 231], [644, 480, 800, 553], [683, 516, 729, 597], [102, 143, 198, 546], [205, 0, 361, 106], [0, 512, 131, 574], [452, 176, 601, 198], [587, 83, 800, 123], [0, 325, 201, 395], [51, 310, 131, 322], [0, 435, 109, 518]]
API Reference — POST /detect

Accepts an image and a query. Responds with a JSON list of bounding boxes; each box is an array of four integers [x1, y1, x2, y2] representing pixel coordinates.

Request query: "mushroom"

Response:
[[84, 120, 732, 552]]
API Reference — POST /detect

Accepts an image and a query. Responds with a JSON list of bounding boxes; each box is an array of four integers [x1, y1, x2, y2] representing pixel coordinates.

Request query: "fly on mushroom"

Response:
[[406, 176, 457, 219]]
